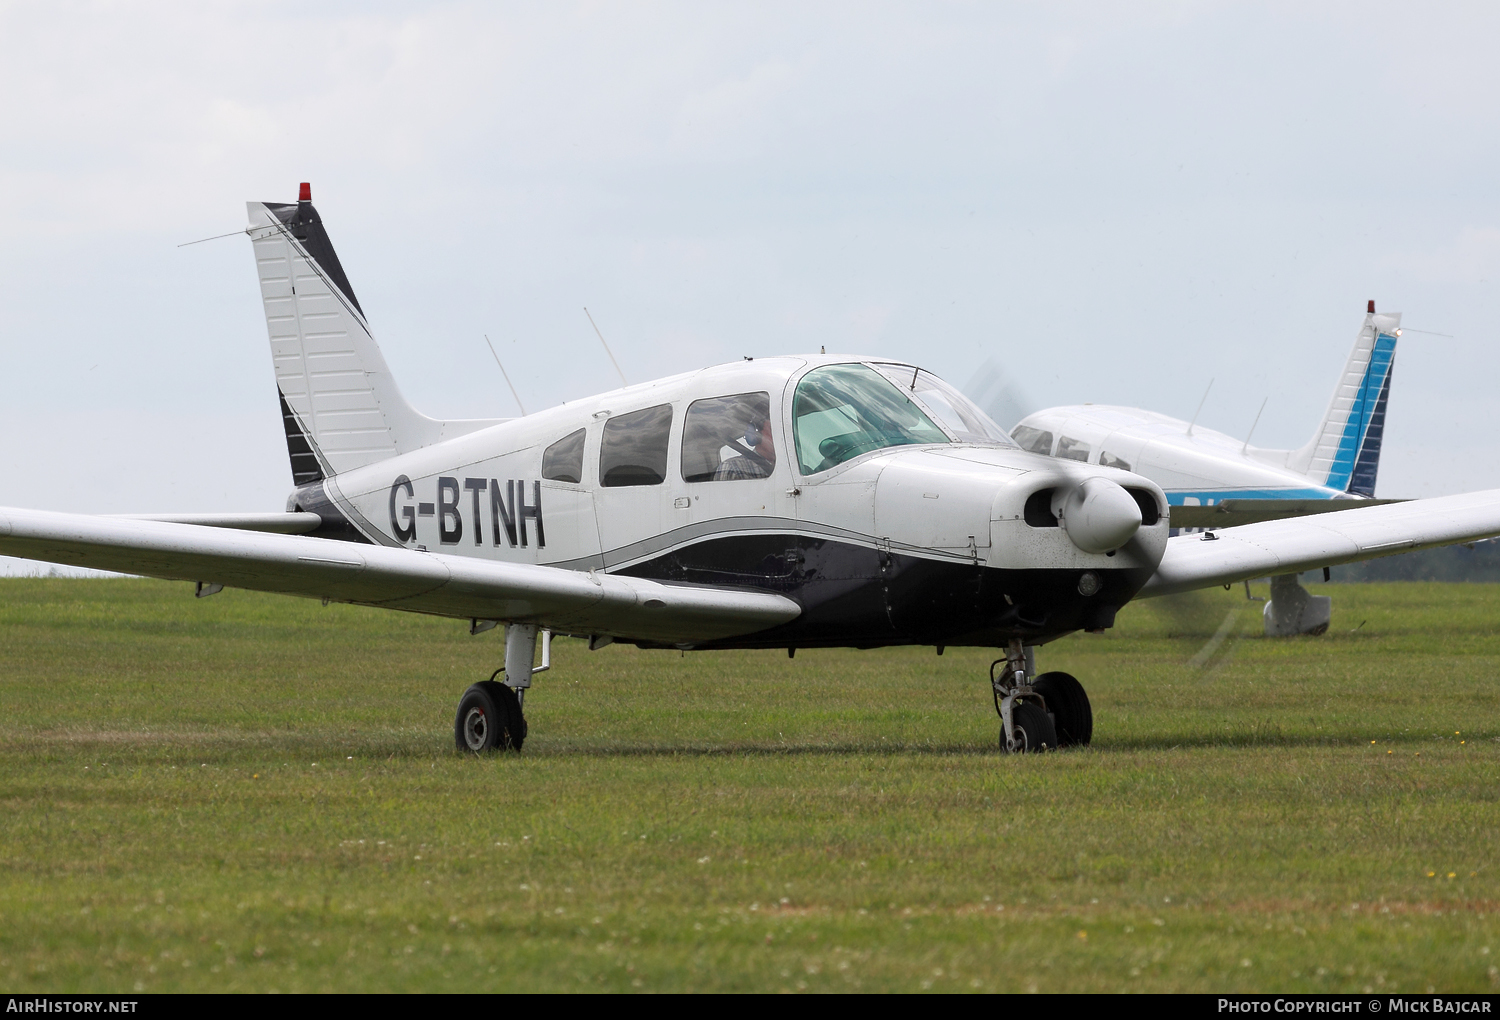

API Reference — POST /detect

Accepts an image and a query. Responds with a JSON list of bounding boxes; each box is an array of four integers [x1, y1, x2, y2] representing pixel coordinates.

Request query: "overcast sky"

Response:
[[3, 2, 1498, 566]]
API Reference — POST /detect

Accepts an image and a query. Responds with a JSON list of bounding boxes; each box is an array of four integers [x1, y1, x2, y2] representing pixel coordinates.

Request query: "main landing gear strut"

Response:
[[991, 639, 1094, 753], [455, 624, 550, 753]]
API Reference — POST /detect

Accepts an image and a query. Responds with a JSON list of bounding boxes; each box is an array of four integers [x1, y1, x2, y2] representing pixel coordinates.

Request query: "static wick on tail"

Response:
[[485, 336, 527, 416], [584, 307, 629, 388]]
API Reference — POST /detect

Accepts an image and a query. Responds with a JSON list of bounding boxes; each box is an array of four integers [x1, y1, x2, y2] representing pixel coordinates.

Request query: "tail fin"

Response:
[[247, 185, 503, 484], [1285, 301, 1401, 497]]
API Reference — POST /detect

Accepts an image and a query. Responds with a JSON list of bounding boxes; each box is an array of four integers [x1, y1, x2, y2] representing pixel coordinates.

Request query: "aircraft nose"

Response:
[[1052, 478, 1142, 553]]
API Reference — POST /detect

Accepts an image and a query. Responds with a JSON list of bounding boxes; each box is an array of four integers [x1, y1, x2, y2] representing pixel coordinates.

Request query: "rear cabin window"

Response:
[[682, 392, 775, 482], [792, 364, 949, 475], [541, 428, 586, 483], [1010, 425, 1053, 455], [600, 404, 673, 487], [1056, 436, 1090, 462]]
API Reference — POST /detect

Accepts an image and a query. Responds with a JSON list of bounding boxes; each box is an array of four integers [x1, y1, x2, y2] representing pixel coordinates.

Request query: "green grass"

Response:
[[1, 577, 1499, 993]]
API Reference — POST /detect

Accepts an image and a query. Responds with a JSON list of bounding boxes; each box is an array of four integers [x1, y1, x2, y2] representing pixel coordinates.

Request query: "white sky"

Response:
[[2, 1, 1498, 564]]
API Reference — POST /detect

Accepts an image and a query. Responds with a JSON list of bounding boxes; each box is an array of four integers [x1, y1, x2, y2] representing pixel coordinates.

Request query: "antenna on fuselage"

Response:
[[1186, 378, 1214, 437], [484, 335, 527, 416], [584, 307, 629, 388], [1241, 396, 1268, 453]]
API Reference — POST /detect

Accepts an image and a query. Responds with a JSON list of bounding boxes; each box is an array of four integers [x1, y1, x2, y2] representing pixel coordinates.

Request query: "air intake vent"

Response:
[[1125, 487, 1161, 527], [1024, 488, 1058, 527]]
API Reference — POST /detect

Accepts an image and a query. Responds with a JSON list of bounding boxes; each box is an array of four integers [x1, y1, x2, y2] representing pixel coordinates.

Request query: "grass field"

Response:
[[1, 577, 1498, 993]]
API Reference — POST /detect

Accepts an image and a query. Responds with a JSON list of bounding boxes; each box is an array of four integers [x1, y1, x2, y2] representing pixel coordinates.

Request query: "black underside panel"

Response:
[[616, 532, 1151, 649]]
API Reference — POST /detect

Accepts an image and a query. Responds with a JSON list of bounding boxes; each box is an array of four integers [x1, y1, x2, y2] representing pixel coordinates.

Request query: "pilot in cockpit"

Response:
[[713, 418, 777, 480]]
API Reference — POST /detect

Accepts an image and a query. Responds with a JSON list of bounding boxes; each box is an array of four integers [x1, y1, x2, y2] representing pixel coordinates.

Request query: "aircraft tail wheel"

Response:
[[1032, 671, 1093, 747], [454, 679, 526, 753], [1007, 702, 1057, 753]]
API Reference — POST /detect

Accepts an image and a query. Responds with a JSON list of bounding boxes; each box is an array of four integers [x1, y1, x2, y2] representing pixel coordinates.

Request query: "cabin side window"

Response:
[[681, 392, 775, 482], [599, 404, 673, 487], [791, 364, 949, 475], [1099, 451, 1131, 472], [1056, 436, 1090, 462], [541, 428, 586, 484], [1010, 425, 1054, 456]]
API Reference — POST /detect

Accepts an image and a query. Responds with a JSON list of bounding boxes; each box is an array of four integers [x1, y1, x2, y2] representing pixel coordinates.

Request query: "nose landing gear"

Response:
[[992, 640, 1093, 752]]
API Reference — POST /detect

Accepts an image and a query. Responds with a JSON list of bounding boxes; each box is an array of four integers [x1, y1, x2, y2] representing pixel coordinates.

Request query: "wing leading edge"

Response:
[[0, 507, 800, 644], [1141, 489, 1500, 598]]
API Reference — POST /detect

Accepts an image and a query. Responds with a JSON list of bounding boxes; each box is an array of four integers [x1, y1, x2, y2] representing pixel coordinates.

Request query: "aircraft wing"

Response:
[[1167, 498, 1407, 530], [1141, 489, 1500, 597], [0, 506, 800, 644], [110, 512, 324, 534]]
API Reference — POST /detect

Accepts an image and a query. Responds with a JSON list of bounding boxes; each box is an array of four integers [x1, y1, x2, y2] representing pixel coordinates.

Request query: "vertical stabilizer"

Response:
[[1286, 302, 1400, 497], [247, 185, 504, 483]]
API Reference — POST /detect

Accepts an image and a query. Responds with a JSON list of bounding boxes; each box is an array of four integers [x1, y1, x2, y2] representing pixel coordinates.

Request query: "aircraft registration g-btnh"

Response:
[[4, 184, 1499, 755]]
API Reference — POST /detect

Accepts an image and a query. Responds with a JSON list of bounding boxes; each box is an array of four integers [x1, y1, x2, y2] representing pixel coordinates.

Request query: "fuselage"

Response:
[[1010, 404, 1350, 508], [292, 356, 1170, 649]]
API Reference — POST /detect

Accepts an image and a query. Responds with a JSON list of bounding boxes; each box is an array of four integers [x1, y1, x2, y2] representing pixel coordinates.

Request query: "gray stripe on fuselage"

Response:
[[322, 475, 404, 548], [545, 515, 976, 573]]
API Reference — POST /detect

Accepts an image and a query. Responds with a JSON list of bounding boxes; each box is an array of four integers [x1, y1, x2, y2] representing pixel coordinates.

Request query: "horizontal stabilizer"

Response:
[[1142, 490, 1500, 597], [0, 507, 800, 644]]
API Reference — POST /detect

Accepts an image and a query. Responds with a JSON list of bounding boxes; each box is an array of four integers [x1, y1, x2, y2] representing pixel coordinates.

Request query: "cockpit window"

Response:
[[1099, 451, 1131, 471], [542, 428, 586, 483], [682, 392, 775, 482], [1010, 425, 1054, 455], [870, 365, 1018, 447], [792, 364, 949, 475], [1056, 436, 1090, 462], [600, 403, 673, 487]]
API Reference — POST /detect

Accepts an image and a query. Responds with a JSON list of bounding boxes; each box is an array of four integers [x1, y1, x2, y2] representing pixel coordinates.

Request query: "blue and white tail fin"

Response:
[[1286, 301, 1401, 497], [247, 185, 504, 485]]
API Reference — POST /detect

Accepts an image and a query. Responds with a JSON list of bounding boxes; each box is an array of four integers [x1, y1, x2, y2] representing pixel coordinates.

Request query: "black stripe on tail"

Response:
[[262, 197, 364, 316], [279, 389, 324, 487]]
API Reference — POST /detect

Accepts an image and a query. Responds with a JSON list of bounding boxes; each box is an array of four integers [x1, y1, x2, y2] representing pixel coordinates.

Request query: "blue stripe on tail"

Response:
[[1325, 332, 1397, 493]]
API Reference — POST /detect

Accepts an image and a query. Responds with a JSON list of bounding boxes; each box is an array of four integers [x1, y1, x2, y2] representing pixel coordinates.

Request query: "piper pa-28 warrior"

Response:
[[4, 185, 1498, 754], [999, 302, 1405, 636]]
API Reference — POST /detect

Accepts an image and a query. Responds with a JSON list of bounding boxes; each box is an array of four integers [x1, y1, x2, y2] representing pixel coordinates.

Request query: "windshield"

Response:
[[871, 364, 1018, 447], [792, 363, 950, 474]]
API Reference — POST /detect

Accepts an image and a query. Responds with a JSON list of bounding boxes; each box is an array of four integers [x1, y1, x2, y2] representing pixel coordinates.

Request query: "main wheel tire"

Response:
[[454, 680, 526, 753], [1032, 671, 1093, 747], [493, 681, 527, 751], [1009, 701, 1057, 752]]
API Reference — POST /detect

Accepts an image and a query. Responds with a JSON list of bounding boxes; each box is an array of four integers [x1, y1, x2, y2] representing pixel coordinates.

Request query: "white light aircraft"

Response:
[[995, 304, 1403, 636], [3, 186, 1496, 754]]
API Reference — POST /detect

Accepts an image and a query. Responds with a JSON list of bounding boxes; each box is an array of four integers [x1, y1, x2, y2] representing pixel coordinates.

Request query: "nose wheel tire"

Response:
[[1032, 671, 1093, 747], [1007, 702, 1057, 752], [455, 680, 527, 753]]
